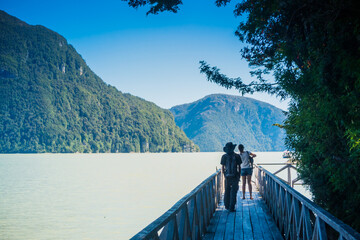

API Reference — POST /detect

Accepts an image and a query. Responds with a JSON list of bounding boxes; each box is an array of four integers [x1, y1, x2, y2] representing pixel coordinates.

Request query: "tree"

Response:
[[122, 0, 360, 231]]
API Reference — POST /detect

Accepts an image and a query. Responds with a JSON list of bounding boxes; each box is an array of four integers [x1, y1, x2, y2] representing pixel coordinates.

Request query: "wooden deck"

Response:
[[132, 166, 360, 240], [203, 183, 284, 240]]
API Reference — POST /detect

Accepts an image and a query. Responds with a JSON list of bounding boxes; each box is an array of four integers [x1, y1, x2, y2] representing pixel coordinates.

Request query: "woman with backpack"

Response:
[[238, 144, 257, 200]]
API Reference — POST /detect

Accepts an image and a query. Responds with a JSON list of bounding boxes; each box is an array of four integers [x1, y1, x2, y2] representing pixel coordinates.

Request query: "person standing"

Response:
[[238, 144, 256, 200], [221, 142, 242, 212]]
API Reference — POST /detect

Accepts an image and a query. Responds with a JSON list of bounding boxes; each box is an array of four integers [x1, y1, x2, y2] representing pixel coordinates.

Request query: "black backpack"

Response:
[[224, 154, 238, 178]]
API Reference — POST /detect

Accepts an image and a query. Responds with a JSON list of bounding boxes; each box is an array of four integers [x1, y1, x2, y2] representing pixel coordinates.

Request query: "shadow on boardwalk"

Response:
[[203, 182, 283, 240]]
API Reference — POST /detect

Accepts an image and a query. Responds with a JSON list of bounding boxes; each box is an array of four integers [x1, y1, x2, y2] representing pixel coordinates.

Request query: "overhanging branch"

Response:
[[199, 60, 285, 97]]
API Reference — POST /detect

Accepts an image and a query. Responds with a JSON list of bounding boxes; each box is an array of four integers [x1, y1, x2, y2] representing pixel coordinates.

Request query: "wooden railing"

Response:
[[254, 164, 360, 240], [130, 170, 223, 240], [256, 162, 302, 187]]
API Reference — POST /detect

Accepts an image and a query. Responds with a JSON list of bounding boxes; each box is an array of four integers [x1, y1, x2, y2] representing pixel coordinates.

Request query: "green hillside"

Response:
[[170, 94, 286, 152], [0, 10, 198, 153]]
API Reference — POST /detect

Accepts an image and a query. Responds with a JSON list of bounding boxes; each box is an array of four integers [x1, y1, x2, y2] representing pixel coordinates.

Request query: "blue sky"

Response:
[[1, 0, 289, 110]]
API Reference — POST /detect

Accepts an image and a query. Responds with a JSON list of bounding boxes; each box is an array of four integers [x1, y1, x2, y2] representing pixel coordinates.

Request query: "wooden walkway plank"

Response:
[[213, 199, 228, 240], [242, 197, 255, 240], [234, 192, 244, 240], [224, 211, 236, 240], [254, 192, 284, 240], [248, 192, 265, 240], [203, 204, 224, 240], [253, 191, 276, 240]]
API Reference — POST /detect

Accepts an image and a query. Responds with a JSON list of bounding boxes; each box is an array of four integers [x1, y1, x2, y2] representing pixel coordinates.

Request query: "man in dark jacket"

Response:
[[221, 142, 242, 212]]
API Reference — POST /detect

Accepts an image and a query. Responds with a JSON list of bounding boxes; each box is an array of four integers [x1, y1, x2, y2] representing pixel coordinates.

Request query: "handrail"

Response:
[[256, 162, 302, 187], [130, 170, 223, 240], [254, 164, 360, 240]]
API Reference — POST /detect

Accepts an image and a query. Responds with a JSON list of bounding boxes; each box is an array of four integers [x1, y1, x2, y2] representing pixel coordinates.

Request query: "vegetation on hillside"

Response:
[[123, 0, 360, 231], [0, 10, 198, 153], [171, 94, 285, 152]]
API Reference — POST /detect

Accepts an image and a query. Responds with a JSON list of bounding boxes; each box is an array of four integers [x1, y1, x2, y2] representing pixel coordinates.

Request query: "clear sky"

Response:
[[1, 0, 289, 110]]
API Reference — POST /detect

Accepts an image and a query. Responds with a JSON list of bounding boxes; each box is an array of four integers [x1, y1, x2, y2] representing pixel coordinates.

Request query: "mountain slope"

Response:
[[0, 10, 198, 153], [170, 94, 286, 152]]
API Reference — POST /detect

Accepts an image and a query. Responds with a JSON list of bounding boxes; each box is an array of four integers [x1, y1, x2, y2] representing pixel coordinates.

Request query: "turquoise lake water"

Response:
[[0, 152, 307, 239]]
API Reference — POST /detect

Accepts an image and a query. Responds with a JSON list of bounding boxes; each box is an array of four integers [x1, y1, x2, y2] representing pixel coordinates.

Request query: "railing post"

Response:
[[287, 163, 291, 186]]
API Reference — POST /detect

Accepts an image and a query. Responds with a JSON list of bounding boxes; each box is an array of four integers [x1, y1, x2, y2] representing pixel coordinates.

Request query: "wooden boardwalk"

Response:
[[203, 183, 283, 240], [132, 167, 360, 240]]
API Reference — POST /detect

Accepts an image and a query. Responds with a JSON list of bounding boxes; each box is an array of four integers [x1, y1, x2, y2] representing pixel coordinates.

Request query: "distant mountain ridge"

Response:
[[0, 10, 198, 153], [170, 94, 286, 152]]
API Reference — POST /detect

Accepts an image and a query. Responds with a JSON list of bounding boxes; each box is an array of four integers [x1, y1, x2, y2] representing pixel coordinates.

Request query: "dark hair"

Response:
[[238, 144, 244, 151]]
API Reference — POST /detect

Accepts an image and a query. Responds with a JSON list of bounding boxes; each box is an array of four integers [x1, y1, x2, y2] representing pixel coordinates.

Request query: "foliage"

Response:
[[170, 94, 285, 152], [0, 10, 199, 153], [122, 0, 183, 15], [122, 0, 360, 231]]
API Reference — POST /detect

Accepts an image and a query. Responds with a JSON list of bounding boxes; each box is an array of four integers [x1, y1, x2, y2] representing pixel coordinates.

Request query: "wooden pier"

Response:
[[203, 183, 283, 240], [131, 164, 360, 240]]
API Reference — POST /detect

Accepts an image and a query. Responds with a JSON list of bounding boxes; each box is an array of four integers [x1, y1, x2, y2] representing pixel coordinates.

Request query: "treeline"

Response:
[[0, 10, 198, 153]]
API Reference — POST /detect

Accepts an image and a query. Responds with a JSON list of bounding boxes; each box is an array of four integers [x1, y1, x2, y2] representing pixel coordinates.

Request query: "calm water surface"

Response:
[[0, 152, 307, 239]]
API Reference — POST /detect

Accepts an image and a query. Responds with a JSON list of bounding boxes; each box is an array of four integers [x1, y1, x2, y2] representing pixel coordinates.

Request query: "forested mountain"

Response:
[[170, 94, 286, 152], [0, 11, 198, 153]]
